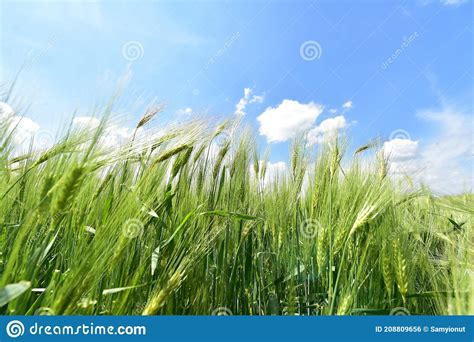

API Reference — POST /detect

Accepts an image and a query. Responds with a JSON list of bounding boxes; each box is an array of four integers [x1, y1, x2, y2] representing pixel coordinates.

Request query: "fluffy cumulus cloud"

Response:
[[308, 115, 348, 145], [2, 105, 153, 153], [72, 116, 139, 149], [0, 102, 15, 118], [383, 139, 419, 161], [73, 116, 101, 130], [234, 88, 264, 116], [257, 99, 353, 144], [257, 100, 323, 142], [383, 106, 472, 194], [382, 139, 421, 175], [0, 102, 42, 149], [264, 161, 287, 183], [250, 160, 287, 186], [9, 117, 41, 146]]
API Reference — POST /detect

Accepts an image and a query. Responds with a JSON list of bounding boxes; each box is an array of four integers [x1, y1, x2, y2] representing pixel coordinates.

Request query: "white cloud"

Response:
[[250, 95, 264, 104], [0, 102, 15, 118], [234, 87, 264, 116], [250, 160, 287, 186], [176, 107, 193, 116], [72, 116, 138, 149], [73, 116, 101, 130], [420, 0, 468, 7], [257, 99, 323, 142], [235, 88, 251, 116], [265, 161, 287, 182], [318, 115, 348, 133], [382, 138, 420, 175], [243, 87, 251, 98], [383, 138, 419, 161], [440, 0, 468, 6], [0, 102, 42, 150], [102, 125, 136, 148], [416, 107, 472, 193], [342, 100, 353, 110], [308, 115, 348, 145], [10, 117, 41, 146], [383, 106, 472, 194]]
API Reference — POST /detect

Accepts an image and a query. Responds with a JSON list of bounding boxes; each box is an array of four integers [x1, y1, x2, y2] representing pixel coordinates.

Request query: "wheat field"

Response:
[[0, 105, 472, 316]]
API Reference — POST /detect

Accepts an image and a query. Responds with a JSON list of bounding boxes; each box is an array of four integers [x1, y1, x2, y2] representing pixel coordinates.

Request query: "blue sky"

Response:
[[0, 0, 472, 193]]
